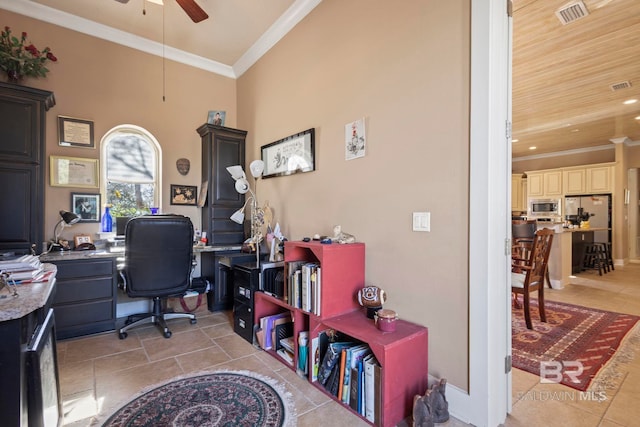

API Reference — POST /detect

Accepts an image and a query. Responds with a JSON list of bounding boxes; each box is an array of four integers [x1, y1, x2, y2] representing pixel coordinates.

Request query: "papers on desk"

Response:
[[0, 255, 45, 282]]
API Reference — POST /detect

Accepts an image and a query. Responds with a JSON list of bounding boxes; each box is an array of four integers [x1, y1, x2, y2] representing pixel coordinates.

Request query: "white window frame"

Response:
[[100, 124, 162, 211]]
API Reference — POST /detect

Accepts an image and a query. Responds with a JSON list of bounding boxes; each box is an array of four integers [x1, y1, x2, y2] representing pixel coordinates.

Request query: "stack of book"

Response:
[[285, 260, 321, 315], [0, 255, 48, 283], [312, 331, 381, 424]]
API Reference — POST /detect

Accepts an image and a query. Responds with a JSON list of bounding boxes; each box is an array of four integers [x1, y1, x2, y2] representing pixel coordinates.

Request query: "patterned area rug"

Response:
[[101, 370, 296, 426], [512, 299, 640, 391]]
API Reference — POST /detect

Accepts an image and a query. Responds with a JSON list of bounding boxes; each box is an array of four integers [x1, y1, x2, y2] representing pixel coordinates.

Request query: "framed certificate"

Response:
[[58, 116, 95, 148], [50, 156, 99, 188]]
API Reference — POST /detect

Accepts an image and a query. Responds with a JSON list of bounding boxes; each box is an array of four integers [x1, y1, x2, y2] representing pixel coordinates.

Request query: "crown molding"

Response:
[[233, 0, 322, 77], [1, 0, 321, 79], [512, 144, 614, 162]]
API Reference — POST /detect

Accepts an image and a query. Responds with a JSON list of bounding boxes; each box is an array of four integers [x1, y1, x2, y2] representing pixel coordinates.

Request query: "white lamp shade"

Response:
[[226, 165, 246, 180], [234, 178, 250, 194], [230, 208, 245, 224], [249, 160, 265, 178]]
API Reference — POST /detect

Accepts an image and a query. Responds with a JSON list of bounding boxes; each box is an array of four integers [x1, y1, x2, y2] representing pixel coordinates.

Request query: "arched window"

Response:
[[100, 125, 161, 217]]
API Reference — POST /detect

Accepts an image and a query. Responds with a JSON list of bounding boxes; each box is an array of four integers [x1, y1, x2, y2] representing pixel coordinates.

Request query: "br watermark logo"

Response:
[[524, 361, 608, 402], [539, 361, 583, 384]]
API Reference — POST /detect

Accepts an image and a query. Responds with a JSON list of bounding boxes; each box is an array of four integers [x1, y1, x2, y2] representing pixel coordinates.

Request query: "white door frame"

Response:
[[445, 1, 511, 425]]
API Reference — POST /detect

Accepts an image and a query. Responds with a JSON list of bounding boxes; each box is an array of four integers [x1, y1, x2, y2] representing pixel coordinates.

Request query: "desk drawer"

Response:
[[54, 300, 114, 328], [55, 277, 114, 304], [55, 258, 115, 279]]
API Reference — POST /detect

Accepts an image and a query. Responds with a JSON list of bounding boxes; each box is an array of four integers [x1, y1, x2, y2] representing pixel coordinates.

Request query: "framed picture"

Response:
[[73, 234, 93, 246], [170, 184, 197, 205], [50, 156, 99, 188], [58, 116, 95, 148], [261, 128, 315, 178], [207, 110, 226, 126], [71, 193, 100, 222]]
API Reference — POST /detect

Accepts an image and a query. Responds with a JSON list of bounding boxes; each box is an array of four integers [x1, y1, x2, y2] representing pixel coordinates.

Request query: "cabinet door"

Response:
[[563, 169, 586, 195], [511, 175, 523, 211], [0, 83, 54, 254], [587, 166, 612, 193], [544, 171, 563, 196], [527, 173, 544, 197]]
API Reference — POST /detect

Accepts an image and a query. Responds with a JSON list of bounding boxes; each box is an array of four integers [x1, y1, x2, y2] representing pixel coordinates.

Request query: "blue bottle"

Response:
[[101, 205, 113, 232]]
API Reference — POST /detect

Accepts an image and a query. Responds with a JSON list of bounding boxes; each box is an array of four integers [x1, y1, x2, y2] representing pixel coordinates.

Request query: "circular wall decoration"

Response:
[[176, 158, 190, 175]]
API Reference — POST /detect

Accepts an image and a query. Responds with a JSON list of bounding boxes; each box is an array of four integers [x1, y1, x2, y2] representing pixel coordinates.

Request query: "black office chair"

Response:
[[118, 215, 197, 339]]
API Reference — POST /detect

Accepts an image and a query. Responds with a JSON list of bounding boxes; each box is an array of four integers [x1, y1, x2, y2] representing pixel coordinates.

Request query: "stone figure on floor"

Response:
[[412, 378, 449, 427]]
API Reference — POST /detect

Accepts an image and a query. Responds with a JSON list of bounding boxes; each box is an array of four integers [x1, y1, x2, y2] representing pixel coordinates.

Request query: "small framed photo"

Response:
[[71, 193, 101, 222], [73, 234, 93, 247], [261, 128, 315, 178], [170, 184, 197, 205], [58, 116, 95, 148], [207, 110, 226, 126]]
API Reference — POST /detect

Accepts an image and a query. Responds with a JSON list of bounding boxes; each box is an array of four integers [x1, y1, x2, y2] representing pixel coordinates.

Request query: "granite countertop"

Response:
[[0, 263, 57, 322], [561, 227, 610, 232]]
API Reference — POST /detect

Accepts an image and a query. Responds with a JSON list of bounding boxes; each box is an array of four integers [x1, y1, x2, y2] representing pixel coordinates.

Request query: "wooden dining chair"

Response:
[[511, 228, 554, 329]]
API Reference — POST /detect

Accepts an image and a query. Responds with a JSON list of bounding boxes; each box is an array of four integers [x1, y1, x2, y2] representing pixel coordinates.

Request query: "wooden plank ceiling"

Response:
[[512, 0, 640, 158]]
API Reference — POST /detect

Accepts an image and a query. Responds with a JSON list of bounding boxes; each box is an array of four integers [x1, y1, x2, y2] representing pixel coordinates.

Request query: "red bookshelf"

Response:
[[253, 241, 429, 427]]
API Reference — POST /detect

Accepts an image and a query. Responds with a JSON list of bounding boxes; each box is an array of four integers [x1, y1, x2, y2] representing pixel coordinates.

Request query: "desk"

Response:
[[0, 264, 59, 427], [40, 246, 245, 337]]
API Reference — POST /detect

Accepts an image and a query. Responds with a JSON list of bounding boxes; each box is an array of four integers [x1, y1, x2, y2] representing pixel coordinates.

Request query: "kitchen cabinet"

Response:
[[563, 165, 613, 195], [563, 169, 586, 195], [198, 124, 247, 245], [511, 174, 527, 211], [0, 82, 55, 255], [526, 170, 562, 198], [587, 166, 612, 193]]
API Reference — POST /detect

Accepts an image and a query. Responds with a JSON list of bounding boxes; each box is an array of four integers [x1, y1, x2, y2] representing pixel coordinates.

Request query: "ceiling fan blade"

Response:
[[175, 0, 209, 23], [114, 0, 130, 3]]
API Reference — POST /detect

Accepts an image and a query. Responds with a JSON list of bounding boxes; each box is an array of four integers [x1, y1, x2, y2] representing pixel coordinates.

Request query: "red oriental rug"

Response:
[[512, 299, 639, 391]]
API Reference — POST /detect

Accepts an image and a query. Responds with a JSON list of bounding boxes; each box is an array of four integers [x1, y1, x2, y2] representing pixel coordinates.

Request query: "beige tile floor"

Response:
[[57, 263, 640, 427]]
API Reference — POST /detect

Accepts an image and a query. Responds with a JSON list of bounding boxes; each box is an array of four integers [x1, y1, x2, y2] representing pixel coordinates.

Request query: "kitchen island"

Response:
[[532, 224, 611, 287]]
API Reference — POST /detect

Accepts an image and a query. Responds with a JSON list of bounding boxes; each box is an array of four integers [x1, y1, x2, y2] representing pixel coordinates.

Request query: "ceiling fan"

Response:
[[115, 0, 209, 23]]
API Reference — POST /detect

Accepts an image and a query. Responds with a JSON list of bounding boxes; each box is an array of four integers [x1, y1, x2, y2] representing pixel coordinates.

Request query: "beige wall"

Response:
[[4, 11, 237, 239], [5, 1, 472, 390], [238, 0, 470, 388]]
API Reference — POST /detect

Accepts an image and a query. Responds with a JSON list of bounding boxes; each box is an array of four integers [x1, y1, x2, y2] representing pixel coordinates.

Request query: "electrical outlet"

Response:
[[412, 212, 430, 232]]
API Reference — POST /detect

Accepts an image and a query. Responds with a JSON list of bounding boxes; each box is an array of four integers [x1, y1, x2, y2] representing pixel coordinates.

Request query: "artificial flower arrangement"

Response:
[[0, 26, 57, 81]]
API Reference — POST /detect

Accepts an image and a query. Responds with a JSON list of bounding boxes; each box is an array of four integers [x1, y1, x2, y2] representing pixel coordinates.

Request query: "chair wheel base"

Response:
[[163, 330, 172, 338], [190, 318, 197, 325], [119, 332, 128, 340]]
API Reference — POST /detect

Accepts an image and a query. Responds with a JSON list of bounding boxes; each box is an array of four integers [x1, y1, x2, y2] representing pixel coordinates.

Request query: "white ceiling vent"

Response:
[[555, 1, 589, 25], [610, 81, 632, 91]]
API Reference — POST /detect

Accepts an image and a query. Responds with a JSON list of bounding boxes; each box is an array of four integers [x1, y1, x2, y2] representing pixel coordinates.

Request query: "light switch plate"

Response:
[[413, 212, 430, 232]]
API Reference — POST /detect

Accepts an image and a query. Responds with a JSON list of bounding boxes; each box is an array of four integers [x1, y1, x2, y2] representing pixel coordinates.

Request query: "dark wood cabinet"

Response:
[[50, 257, 118, 339], [0, 82, 55, 255], [198, 124, 247, 245]]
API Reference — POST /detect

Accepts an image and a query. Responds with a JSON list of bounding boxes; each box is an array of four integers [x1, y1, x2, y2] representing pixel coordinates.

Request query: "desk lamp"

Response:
[[48, 210, 80, 252], [227, 160, 265, 267]]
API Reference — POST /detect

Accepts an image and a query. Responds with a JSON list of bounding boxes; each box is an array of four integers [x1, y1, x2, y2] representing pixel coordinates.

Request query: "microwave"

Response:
[[528, 198, 561, 218]]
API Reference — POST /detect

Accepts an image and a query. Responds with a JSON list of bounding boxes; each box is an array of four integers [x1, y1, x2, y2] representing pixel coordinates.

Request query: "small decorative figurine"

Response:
[[333, 225, 356, 244], [357, 285, 387, 318], [412, 378, 449, 427]]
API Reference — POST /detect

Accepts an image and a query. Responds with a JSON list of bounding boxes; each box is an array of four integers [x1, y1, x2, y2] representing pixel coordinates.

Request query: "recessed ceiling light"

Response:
[[529, 146, 537, 150], [512, 138, 519, 142], [571, 129, 580, 132], [636, 116, 640, 120], [623, 99, 638, 105]]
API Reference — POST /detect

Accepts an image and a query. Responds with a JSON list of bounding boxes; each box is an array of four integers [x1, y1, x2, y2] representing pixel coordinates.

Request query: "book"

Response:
[[317, 341, 353, 385], [311, 329, 332, 382], [276, 348, 294, 366], [279, 336, 295, 353], [364, 353, 379, 422], [337, 348, 347, 400], [298, 331, 309, 376], [342, 344, 369, 404]]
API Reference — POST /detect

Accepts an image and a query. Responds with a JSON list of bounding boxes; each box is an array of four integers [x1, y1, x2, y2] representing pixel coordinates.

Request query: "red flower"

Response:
[[21, 32, 27, 39], [46, 52, 57, 62]]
